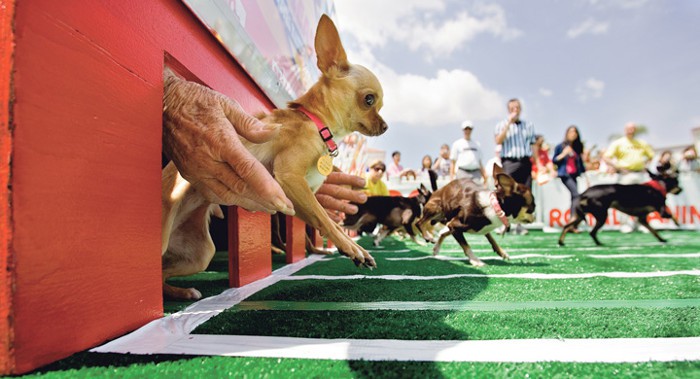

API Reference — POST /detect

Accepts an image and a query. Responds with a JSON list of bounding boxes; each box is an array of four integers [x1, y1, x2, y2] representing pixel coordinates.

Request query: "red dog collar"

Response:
[[297, 106, 338, 156], [489, 192, 510, 229], [643, 180, 666, 197]]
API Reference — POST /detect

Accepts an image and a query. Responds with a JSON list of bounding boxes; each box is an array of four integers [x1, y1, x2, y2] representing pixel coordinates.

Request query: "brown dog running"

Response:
[[162, 15, 387, 299], [416, 164, 536, 266]]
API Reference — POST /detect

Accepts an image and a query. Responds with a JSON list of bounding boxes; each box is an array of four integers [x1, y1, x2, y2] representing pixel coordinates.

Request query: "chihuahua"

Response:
[[415, 164, 536, 266], [558, 170, 682, 246], [162, 15, 387, 299]]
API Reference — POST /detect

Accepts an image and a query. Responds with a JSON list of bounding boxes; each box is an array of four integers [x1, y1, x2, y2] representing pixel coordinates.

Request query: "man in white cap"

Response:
[[450, 120, 486, 183]]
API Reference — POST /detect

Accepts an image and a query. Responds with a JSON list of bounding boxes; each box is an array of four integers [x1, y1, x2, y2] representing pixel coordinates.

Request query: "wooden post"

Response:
[[228, 207, 272, 287], [285, 216, 306, 263]]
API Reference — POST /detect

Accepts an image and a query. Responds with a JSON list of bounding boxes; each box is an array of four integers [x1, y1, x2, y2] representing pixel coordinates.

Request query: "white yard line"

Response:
[[91, 254, 327, 354], [384, 253, 700, 261], [152, 335, 700, 363], [233, 298, 700, 312], [283, 270, 700, 281]]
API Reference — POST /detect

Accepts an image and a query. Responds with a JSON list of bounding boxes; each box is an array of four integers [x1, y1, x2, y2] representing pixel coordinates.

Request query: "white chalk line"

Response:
[[384, 253, 700, 262], [91, 254, 327, 355], [152, 335, 700, 363], [284, 270, 700, 281], [233, 298, 700, 312]]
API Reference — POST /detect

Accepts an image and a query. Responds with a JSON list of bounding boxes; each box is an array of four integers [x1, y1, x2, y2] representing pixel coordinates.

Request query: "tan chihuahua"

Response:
[[162, 15, 387, 299]]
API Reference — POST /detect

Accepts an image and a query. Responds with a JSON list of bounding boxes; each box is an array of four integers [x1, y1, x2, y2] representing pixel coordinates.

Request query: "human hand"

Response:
[[562, 145, 574, 156], [507, 111, 518, 124], [162, 68, 294, 215], [315, 172, 367, 223]]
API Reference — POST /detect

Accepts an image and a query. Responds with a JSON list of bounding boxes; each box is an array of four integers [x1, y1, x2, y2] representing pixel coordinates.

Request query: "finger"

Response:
[[316, 183, 367, 204], [325, 172, 366, 188], [316, 193, 359, 215], [197, 178, 277, 213], [217, 134, 295, 215], [219, 96, 280, 143], [326, 209, 342, 223]]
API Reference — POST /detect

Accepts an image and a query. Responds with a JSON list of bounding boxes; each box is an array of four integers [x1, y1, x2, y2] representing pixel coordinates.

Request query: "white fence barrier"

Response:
[[387, 172, 700, 231]]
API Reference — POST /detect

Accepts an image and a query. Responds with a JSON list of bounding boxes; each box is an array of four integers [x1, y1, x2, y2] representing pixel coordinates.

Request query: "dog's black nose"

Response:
[[381, 122, 388, 132]]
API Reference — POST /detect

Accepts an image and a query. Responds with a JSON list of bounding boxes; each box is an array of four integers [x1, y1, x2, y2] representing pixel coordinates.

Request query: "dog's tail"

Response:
[[428, 169, 438, 191]]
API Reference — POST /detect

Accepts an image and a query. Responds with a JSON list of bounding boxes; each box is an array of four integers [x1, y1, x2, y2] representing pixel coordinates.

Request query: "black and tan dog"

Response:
[[558, 171, 682, 246], [342, 183, 433, 246], [416, 164, 536, 266]]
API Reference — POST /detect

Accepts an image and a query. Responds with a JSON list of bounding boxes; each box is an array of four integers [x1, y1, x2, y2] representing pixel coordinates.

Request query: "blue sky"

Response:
[[333, 0, 700, 169]]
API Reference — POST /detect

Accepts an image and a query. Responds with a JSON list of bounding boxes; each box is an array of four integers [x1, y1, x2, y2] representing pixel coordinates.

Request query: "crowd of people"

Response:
[[347, 97, 699, 232]]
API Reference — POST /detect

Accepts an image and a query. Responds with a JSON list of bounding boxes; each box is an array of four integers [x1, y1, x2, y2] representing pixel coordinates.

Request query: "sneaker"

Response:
[[620, 224, 633, 234], [514, 224, 528, 235]]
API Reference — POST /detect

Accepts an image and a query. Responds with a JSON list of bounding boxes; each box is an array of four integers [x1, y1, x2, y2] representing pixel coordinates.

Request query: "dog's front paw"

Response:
[[469, 258, 485, 267]]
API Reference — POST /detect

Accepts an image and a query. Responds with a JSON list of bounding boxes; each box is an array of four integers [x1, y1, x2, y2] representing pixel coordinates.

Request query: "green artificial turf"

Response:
[[20, 354, 700, 379], [195, 307, 700, 340], [13, 231, 700, 378]]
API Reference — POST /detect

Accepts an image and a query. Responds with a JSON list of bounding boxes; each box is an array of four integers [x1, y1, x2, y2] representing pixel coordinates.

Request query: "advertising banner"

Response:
[[182, 0, 334, 107]]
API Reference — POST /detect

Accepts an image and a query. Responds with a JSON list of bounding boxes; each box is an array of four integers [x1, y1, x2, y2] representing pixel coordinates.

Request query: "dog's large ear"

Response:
[[496, 173, 516, 195], [492, 163, 503, 176], [315, 14, 349, 76]]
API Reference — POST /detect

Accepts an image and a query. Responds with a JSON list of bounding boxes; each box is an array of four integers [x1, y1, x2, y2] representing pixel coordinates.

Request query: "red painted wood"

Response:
[[285, 216, 306, 263], [228, 207, 272, 287], [0, 0, 15, 374], [6, 0, 275, 374]]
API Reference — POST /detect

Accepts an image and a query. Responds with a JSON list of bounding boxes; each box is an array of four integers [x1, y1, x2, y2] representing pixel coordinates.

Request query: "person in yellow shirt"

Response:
[[364, 160, 390, 196], [603, 122, 655, 184]]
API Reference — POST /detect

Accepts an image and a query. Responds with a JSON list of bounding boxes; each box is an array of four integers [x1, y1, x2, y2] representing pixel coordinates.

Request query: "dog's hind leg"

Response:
[[589, 211, 608, 246], [638, 216, 667, 243], [485, 233, 509, 260]]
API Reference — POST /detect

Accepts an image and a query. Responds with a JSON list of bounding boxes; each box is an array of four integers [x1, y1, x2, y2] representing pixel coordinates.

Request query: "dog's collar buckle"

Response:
[[297, 106, 338, 156], [489, 192, 510, 229]]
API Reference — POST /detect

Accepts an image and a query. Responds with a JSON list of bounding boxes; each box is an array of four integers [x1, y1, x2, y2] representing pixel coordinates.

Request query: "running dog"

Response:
[[416, 164, 536, 266], [558, 171, 682, 246], [342, 183, 433, 246]]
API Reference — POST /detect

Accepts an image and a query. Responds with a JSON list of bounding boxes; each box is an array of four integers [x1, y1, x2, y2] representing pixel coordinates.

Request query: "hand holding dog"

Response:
[[315, 172, 367, 223], [162, 69, 294, 215]]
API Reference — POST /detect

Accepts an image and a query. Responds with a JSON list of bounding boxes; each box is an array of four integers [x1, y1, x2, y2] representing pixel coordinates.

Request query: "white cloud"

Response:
[[335, 0, 521, 58], [539, 88, 553, 97], [588, 0, 652, 9], [576, 78, 605, 102], [332, 1, 510, 127], [567, 18, 609, 38]]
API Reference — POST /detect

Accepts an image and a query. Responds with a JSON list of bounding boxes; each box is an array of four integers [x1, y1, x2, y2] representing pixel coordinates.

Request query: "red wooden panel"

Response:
[[228, 207, 272, 287], [6, 0, 276, 374], [285, 216, 306, 263], [0, 0, 15, 374]]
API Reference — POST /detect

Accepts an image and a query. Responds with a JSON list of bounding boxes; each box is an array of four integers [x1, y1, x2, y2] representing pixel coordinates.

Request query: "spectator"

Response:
[[363, 160, 390, 196], [603, 122, 654, 184], [419, 155, 433, 178], [552, 125, 589, 227], [386, 151, 416, 181], [494, 98, 538, 234], [432, 144, 451, 178], [678, 146, 700, 173], [532, 134, 556, 185], [650, 150, 674, 175], [450, 120, 486, 183]]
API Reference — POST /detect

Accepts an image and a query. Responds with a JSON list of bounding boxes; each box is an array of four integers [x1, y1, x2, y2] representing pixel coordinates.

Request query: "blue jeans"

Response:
[[559, 175, 579, 218]]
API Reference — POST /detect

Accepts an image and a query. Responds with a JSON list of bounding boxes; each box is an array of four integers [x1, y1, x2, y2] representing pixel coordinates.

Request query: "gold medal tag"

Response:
[[317, 154, 333, 176]]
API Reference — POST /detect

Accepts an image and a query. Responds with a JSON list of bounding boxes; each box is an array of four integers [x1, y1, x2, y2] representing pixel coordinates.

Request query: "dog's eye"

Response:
[[364, 94, 375, 107]]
